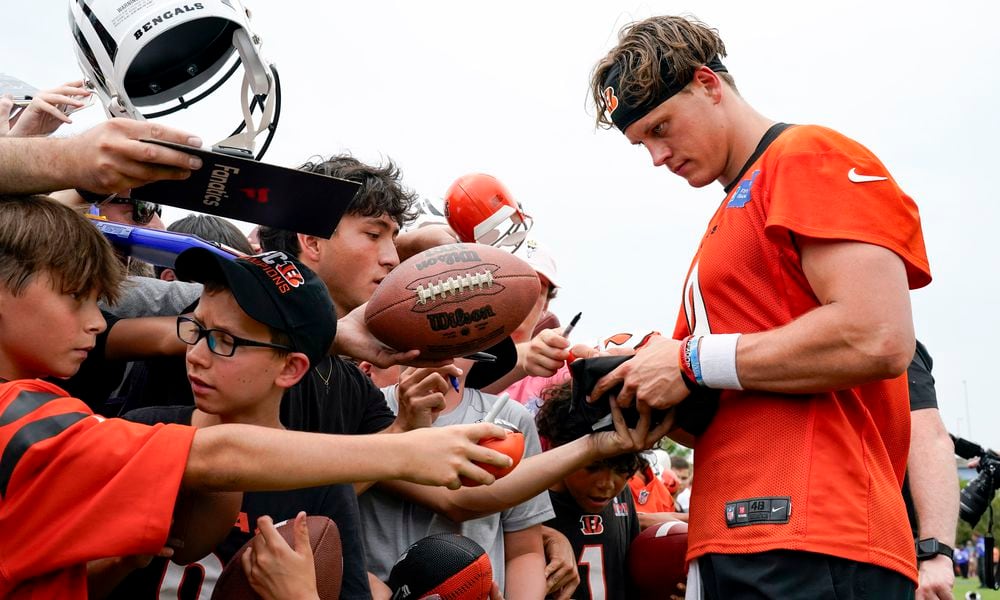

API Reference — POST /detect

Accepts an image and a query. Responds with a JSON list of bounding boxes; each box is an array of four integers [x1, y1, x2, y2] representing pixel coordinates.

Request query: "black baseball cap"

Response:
[[175, 248, 336, 368]]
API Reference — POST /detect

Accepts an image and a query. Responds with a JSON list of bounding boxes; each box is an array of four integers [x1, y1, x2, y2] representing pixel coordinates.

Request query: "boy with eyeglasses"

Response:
[[0, 195, 511, 599], [110, 245, 377, 598]]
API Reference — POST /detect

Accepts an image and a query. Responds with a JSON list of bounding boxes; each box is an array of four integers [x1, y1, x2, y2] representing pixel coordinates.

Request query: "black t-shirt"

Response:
[[113, 356, 195, 415], [57, 310, 125, 416], [545, 488, 640, 600], [908, 340, 937, 411], [903, 339, 937, 538], [113, 405, 371, 599], [279, 355, 395, 435]]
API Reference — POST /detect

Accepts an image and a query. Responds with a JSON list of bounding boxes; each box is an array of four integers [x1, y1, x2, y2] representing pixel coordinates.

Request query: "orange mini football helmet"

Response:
[[444, 173, 532, 252]]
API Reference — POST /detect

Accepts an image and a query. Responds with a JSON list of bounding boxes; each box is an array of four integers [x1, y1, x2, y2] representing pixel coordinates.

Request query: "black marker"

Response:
[[562, 312, 582, 337]]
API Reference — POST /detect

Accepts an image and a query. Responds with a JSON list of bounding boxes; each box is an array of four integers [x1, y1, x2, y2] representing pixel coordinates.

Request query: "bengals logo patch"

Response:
[[603, 86, 620, 115], [579, 515, 605, 535], [248, 251, 305, 294]]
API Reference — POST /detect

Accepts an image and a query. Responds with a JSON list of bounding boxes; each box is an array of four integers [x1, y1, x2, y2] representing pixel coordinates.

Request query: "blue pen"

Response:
[[448, 374, 460, 392]]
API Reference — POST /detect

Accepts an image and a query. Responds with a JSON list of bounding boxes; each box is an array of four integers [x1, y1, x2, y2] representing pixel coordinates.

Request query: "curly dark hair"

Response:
[[535, 380, 641, 475], [590, 15, 737, 129], [259, 154, 419, 257]]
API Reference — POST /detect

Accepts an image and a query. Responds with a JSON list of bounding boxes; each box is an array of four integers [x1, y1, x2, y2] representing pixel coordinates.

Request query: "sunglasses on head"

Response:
[[77, 189, 162, 226]]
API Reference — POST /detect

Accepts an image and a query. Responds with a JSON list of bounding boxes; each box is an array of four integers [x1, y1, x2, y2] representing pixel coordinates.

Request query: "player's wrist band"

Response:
[[699, 333, 743, 389], [679, 334, 743, 390], [678, 335, 699, 392]]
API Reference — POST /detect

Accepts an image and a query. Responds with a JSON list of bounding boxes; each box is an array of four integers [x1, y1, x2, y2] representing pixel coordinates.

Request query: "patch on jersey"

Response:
[[638, 489, 649, 505], [724, 496, 790, 528], [726, 169, 760, 208], [580, 514, 605, 535], [612, 497, 629, 517]]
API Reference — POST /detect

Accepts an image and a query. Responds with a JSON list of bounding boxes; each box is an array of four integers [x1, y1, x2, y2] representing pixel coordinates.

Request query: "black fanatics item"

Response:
[[568, 356, 719, 438], [174, 248, 336, 367], [134, 139, 360, 238]]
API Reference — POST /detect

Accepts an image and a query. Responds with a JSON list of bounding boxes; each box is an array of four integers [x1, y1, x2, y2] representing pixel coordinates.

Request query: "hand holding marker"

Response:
[[563, 312, 582, 364], [460, 393, 525, 487]]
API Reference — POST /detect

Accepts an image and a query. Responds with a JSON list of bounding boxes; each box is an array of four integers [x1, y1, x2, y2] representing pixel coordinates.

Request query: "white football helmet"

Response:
[[68, 0, 277, 157]]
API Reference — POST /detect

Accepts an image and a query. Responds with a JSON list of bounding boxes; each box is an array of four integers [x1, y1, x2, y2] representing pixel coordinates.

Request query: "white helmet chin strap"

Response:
[[104, 94, 132, 119], [213, 28, 274, 155]]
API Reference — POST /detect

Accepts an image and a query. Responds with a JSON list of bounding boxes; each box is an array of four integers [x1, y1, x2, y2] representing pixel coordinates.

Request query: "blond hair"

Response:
[[590, 15, 736, 128]]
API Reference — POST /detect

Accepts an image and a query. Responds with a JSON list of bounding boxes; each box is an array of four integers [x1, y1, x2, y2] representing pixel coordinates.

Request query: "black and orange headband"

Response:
[[601, 55, 728, 133]]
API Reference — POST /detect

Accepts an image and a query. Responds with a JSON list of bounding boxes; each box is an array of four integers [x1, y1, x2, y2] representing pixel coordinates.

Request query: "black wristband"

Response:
[[916, 538, 954, 563], [680, 370, 700, 393]]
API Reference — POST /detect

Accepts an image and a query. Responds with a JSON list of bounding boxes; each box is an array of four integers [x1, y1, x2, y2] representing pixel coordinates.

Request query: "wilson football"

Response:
[[365, 243, 539, 361], [212, 515, 342, 600]]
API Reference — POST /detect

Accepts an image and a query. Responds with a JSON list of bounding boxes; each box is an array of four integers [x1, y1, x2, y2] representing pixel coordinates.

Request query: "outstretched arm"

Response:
[[0, 119, 202, 194], [376, 422, 649, 522], [184, 422, 512, 492]]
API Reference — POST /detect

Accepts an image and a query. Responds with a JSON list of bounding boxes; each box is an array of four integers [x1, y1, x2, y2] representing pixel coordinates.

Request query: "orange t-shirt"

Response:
[[628, 465, 676, 513], [0, 380, 195, 598], [674, 125, 930, 583]]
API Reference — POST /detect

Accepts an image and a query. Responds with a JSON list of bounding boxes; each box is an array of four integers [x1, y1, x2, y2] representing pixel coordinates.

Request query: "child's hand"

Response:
[[395, 365, 460, 429], [241, 512, 319, 600], [399, 422, 512, 488]]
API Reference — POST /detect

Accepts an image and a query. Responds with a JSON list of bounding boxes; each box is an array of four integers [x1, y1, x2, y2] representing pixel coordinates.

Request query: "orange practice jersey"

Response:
[[674, 125, 930, 583], [0, 380, 194, 598], [628, 465, 676, 513]]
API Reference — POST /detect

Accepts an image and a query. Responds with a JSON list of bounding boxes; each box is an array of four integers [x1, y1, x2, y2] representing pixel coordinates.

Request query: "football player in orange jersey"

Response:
[[588, 15, 933, 600]]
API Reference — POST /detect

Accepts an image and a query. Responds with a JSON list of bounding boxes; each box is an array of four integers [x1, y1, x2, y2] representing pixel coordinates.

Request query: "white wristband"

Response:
[[698, 334, 743, 390]]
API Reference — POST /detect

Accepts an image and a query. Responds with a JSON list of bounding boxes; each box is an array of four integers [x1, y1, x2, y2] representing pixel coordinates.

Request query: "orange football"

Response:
[[461, 427, 524, 487]]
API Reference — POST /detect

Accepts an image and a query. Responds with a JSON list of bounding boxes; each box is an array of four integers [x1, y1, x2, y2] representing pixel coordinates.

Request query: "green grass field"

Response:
[[955, 576, 1000, 599]]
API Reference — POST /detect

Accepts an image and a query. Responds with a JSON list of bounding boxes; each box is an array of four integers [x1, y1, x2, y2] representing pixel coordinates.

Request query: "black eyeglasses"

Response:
[[77, 189, 162, 226], [177, 316, 292, 357]]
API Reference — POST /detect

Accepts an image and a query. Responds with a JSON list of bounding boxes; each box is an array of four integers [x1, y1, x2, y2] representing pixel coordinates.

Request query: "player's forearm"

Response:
[[184, 425, 402, 491], [503, 526, 547, 600], [0, 136, 76, 193], [909, 409, 959, 544], [380, 436, 598, 522], [734, 299, 913, 392]]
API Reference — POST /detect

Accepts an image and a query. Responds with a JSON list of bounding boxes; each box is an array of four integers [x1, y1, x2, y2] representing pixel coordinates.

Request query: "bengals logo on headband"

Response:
[[603, 86, 619, 115]]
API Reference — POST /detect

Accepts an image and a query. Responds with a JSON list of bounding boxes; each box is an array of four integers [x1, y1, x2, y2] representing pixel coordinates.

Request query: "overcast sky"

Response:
[[5, 1, 1000, 448]]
